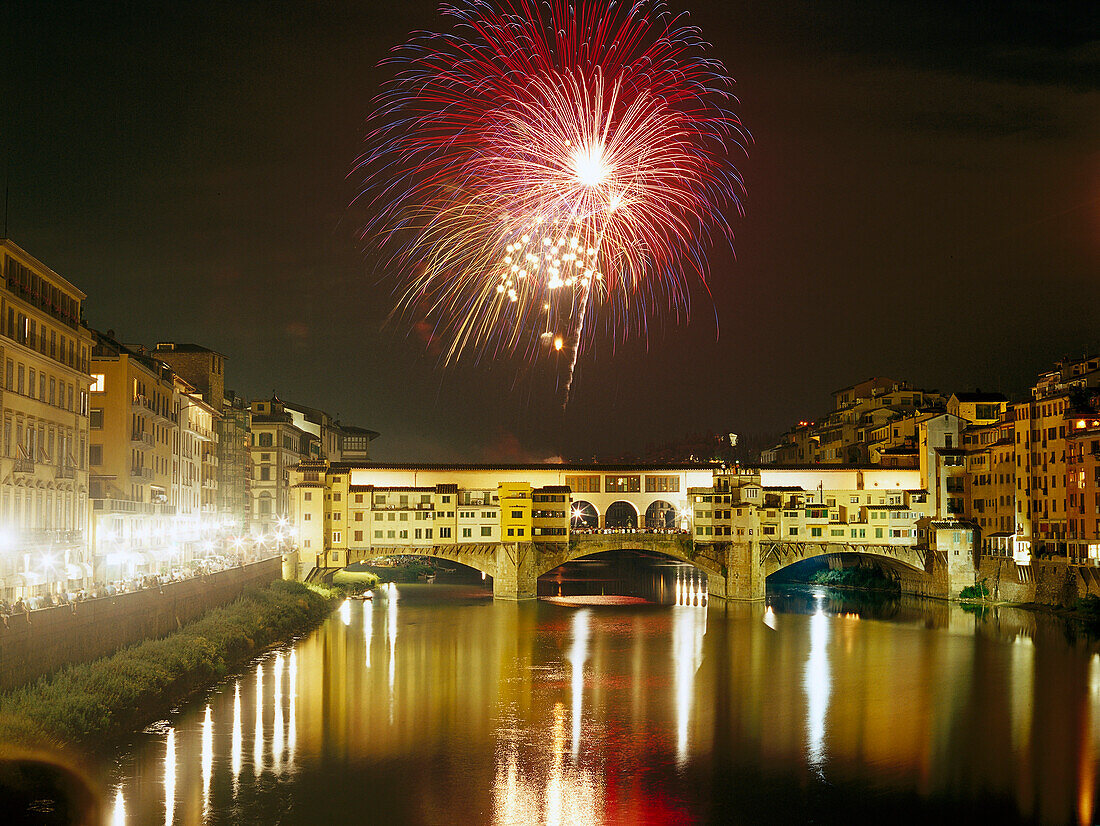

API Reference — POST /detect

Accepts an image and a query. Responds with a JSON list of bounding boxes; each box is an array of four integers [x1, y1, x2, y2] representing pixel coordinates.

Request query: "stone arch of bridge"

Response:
[[534, 539, 724, 583], [347, 546, 498, 580], [762, 544, 929, 582]]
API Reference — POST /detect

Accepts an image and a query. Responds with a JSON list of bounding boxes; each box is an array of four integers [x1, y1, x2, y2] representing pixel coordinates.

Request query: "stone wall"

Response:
[[0, 558, 282, 692]]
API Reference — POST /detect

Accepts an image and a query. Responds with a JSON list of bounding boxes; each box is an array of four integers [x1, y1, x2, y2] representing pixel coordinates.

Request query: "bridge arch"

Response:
[[534, 535, 724, 583], [342, 546, 499, 581], [605, 500, 639, 529], [761, 542, 930, 582], [570, 500, 599, 529]]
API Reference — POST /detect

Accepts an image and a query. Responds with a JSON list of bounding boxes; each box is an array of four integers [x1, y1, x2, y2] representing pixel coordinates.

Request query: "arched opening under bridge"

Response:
[[537, 548, 711, 605]]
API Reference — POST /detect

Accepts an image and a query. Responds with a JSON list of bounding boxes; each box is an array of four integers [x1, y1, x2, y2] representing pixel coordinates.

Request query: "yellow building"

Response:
[[250, 396, 316, 540], [0, 240, 94, 600], [948, 392, 1009, 427], [89, 331, 182, 579]]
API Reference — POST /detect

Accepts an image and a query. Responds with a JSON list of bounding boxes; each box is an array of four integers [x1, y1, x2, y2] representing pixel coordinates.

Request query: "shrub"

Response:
[[960, 580, 991, 600]]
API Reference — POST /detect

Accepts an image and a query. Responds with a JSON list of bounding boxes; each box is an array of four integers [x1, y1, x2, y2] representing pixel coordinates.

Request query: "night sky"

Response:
[[3, 1, 1097, 461]]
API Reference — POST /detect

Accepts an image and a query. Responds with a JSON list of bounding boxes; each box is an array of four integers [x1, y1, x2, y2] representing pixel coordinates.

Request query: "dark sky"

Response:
[[3, 1, 1097, 461]]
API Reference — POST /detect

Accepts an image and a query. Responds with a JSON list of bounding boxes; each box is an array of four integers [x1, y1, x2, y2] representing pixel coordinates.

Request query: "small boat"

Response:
[[350, 590, 374, 601]]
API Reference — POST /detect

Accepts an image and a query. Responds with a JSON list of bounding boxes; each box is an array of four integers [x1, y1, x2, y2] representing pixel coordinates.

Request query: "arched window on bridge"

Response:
[[570, 500, 598, 530], [605, 501, 638, 529], [645, 500, 677, 530]]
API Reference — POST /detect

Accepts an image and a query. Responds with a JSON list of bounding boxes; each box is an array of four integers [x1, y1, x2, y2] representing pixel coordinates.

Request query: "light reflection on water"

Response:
[[99, 583, 1100, 825]]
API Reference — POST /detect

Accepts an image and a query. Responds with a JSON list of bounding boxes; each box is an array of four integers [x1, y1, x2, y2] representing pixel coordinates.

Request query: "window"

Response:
[[354, 512, 363, 521], [605, 475, 640, 493], [89, 445, 102, 465], [375, 531, 383, 539], [304, 492, 312, 501], [481, 526, 492, 537], [332, 531, 341, 543], [788, 527, 798, 536], [565, 475, 600, 493], [258, 432, 273, 447], [259, 467, 271, 481], [511, 509, 523, 518], [645, 475, 680, 493], [439, 527, 451, 538], [333, 492, 341, 501], [89, 408, 104, 429], [90, 374, 105, 392], [354, 531, 363, 542], [355, 494, 363, 503], [332, 512, 341, 521]]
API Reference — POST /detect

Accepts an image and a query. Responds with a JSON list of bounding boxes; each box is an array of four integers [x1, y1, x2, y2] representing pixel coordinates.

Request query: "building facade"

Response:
[[0, 240, 93, 600]]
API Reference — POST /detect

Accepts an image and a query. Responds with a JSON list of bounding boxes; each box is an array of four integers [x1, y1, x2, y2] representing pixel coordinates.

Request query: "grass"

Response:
[[0, 579, 339, 750]]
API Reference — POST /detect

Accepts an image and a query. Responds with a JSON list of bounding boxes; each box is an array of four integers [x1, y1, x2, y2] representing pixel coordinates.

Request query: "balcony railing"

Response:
[[55, 465, 75, 479], [130, 466, 154, 480], [130, 431, 155, 447], [13, 459, 34, 474]]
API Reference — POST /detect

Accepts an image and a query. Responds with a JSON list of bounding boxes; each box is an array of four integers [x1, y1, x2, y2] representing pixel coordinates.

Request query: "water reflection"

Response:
[[673, 587, 706, 766], [231, 681, 242, 795], [163, 727, 175, 826], [570, 609, 590, 758], [253, 664, 263, 773], [99, 583, 1100, 825], [273, 653, 284, 772], [201, 705, 213, 820], [110, 786, 125, 826], [804, 594, 831, 774], [493, 702, 603, 824]]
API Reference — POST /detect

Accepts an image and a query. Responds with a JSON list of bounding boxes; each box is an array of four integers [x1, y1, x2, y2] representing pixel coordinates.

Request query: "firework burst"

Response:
[[356, 0, 748, 400]]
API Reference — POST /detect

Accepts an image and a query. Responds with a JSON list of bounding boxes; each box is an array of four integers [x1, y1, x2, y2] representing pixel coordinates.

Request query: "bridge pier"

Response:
[[710, 541, 765, 601], [491, 542, 539, 600]]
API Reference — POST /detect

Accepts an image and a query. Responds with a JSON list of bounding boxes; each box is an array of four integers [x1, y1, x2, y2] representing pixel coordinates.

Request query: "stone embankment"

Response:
[[0, 578, 338, 749], [0, 558, 282, 692]]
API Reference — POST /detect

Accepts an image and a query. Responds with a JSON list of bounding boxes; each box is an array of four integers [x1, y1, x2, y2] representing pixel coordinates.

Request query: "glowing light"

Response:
[[201, 706, 213, 819], [569, 609, 590, 757], [231, 682, 242, 796], [554, 336, 564, 351], [253, 664, 264, 773], [358, 0, 748, 399], [272, 654, 284, 771], [110, 786, 126, 826], [164, 727, 176, 826], [804, 597, 831, 774]]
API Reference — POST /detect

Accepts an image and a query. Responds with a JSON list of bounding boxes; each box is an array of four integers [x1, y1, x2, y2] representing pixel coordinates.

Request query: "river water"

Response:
[[94, 567, 1100, 825]]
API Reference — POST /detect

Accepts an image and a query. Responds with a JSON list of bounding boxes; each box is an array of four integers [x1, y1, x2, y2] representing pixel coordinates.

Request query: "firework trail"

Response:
[[355, 0, 748, 403]]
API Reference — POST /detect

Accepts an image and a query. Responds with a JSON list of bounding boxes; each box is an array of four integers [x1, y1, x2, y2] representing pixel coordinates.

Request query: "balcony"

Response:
[[130, 466, 154, 480], [92, 497, 169, 515], [189, 424, 214, 441], [13, 458, 34, 474], [130, 430, 155, 447], [55, 465, 75, 479]]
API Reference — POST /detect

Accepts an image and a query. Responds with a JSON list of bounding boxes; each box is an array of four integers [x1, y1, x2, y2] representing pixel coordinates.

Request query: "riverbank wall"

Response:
[[967, 556, 1096, 607], [0, 558, 281, 692]]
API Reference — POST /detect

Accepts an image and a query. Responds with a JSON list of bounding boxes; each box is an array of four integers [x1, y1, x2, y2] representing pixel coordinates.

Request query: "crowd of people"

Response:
[[0, 553, 257, 617]]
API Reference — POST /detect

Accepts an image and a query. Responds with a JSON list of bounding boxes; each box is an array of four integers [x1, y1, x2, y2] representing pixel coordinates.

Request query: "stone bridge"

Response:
[[306, 533, 974, 600]]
